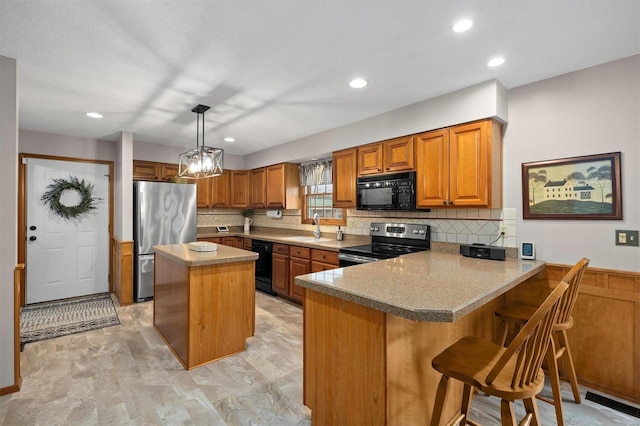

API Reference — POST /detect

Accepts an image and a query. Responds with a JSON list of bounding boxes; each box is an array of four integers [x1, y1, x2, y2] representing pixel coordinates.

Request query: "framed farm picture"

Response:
[[522, 152, 622, 220]]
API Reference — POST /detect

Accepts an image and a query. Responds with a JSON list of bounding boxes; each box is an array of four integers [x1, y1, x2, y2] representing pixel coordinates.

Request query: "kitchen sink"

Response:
[[281, 236, 333, 243]]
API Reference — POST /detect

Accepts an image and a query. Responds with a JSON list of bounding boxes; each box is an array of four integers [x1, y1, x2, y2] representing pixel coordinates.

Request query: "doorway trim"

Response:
[[17, 153, 115, 307]]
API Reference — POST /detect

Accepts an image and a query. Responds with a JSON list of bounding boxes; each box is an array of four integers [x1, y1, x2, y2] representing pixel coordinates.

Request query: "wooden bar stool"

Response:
[[431, 281, 569, 426], [495, 258, 589, 426]]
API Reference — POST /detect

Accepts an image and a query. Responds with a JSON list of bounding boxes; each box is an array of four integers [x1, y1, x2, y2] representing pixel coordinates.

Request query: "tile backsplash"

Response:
[[197, 207, 517, 247]]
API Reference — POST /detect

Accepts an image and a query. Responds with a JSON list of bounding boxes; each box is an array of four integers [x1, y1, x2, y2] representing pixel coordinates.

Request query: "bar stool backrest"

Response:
[[555, 258, 589, 327], [486, 281, 569, 389]]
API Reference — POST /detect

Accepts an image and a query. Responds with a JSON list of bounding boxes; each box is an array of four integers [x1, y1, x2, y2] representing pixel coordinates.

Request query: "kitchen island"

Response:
[[153, 243, 258, 370], [295, 251, 545, 425]]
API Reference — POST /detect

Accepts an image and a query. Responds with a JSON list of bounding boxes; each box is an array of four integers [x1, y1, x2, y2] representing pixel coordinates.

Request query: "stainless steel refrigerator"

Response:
[[133, 181, 197, 302]]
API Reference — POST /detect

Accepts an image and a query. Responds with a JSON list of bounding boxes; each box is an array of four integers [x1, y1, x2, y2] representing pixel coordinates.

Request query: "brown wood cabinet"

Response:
[[198, 236, 243, 249], [250, 163, 300, 209], [332, 148, 358, 208], [196, 172, 229, 208], [230, 170, 250, 208], [266, 163, 300, 209], [415, 119, 502, 208], [250, 167, 267, 208], [288, 246, 311, 304], [197, 237, 222, 244], [221, 236, 243, 249], [311, 249, 340, 272], [243, 238, 252, 250], [272, 243, 290, 296], [357, 136, 414, 176], [133, 160, 182, 182]]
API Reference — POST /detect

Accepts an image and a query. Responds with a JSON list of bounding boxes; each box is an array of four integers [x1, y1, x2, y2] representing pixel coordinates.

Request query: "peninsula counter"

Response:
[[295, 251, 545, 425], [153, 243, 258, 370]]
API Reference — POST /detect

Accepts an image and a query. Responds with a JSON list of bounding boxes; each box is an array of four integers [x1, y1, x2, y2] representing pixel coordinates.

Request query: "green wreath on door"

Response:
[[41, 176, 102, 220]]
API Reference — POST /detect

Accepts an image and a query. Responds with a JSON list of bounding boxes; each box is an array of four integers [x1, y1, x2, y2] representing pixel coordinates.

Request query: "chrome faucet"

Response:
[[312, 213, 321, 239]]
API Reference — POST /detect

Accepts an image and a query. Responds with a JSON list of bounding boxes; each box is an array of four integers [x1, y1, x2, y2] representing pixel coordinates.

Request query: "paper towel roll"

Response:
[[266, 210, 282, 218]]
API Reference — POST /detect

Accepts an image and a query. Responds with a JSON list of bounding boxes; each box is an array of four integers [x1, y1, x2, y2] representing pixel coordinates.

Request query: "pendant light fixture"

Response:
[[178, 104, 224, 179]]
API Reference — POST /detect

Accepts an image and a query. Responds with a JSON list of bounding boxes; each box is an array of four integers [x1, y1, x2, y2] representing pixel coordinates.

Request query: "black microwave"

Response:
[[356, 171, 416, 211]]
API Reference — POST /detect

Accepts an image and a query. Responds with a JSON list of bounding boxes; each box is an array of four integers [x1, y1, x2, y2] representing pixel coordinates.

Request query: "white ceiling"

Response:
[[1, 1, 638, 156]]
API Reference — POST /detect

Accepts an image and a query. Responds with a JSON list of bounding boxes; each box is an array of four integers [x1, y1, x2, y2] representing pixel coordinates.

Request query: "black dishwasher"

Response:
[[251, 240, 277, 296]]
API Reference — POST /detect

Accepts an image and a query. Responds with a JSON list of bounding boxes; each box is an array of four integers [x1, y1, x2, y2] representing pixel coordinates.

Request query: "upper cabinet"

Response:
[[196, 172, 229, 208], [250, 167, 267, 208], [415, 119, 502, 208], [357, 135, 414, 176], [332, 148, 358, 208], [230, 170, 250, 208], [251, 163, 300, 209], [133, 160, 183, 182], [266, 163, 300, 209]]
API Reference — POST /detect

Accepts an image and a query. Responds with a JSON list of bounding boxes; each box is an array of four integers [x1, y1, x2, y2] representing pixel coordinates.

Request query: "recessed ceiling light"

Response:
[[224, 137, 235, 143], [452, 19, 473, 33], [487, 57, 505, 67], [349, 78, 368, 89], [86, 112, 103, 119]]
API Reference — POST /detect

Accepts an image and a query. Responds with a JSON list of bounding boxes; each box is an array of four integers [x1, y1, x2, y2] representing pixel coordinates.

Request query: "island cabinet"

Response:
[[415, 119, 503, 208], [358, 135, 414, 176], [196, 172, 229, 208], [229, 170, 250, 208], [297, 252, 545, 425], [332, 148, 358, 208], [153, 244, 258, 370]]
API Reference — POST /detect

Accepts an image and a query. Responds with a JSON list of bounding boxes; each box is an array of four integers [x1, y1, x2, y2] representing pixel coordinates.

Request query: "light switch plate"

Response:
[[615, 230, 639, 246]]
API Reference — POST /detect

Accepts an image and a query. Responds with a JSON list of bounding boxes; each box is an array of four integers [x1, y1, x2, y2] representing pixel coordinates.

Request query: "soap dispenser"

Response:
[[336, 226, 344, 241]]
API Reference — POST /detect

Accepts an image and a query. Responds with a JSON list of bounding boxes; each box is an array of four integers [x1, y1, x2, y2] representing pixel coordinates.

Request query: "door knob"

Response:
[[29, 236, 37, 241], [29, 225, 37, 231]]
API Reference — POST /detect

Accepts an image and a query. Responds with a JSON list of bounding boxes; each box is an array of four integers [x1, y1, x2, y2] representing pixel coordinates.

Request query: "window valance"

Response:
[[299, 159, 332, 186]]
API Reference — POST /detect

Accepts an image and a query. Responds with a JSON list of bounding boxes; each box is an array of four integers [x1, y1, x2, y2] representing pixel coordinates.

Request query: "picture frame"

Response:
[[522, 152, 622, 220]]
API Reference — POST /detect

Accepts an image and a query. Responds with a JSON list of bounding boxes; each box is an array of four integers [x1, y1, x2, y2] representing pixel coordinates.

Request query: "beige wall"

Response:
[[503, 55, 640, 271], [0, 55, 18, 390]]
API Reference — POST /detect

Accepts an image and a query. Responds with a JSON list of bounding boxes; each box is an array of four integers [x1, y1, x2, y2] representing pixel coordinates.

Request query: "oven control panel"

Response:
[[369, 222, 430, 241]]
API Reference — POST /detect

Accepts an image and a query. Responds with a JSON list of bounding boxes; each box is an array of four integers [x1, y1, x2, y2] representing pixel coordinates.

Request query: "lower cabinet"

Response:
[[272, 244, 340, 305], [197, 236, 242, 249], [311, 249, 340, 272], [272, 244, 290, 296], [289, 253, 310, 304], [221, 236, 243, 248]]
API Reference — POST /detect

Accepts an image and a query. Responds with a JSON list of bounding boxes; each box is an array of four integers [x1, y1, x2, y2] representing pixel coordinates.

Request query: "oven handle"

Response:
[[337, 253, 380, 264]]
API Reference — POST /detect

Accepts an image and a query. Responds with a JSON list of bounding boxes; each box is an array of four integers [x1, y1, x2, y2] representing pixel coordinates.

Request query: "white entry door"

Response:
[[26, 158, 110, 304]]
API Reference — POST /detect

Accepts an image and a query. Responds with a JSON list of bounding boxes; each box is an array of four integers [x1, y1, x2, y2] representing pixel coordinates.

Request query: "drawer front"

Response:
[[290, 245, 310, 259], [273, 243, 289, 255], [311, 249, 339, 265]]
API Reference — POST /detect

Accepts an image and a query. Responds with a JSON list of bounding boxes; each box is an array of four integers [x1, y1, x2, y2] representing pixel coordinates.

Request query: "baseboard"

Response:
[[0, 383, 20, 396]]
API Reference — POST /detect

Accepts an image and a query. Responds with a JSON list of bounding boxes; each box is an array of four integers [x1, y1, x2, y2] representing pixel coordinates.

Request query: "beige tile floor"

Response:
[[1, 292, 638, 425]]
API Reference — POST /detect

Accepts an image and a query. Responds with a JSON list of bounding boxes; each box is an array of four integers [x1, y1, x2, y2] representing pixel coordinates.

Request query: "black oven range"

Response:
[[338, 222, 430, 267]]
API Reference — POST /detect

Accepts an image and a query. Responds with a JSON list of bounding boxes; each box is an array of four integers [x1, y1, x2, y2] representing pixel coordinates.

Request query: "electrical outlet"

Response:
[[499, 224, 508, 237]]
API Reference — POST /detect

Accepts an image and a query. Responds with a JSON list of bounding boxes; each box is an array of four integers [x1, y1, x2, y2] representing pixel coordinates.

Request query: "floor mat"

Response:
[[20, 292, 120, 348]]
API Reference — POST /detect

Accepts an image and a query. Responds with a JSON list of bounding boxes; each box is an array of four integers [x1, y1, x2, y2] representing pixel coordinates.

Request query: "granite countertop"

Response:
[[154, 243, 258, 267], [197, 226, 370, 251], [295, 251, 545, 323]]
